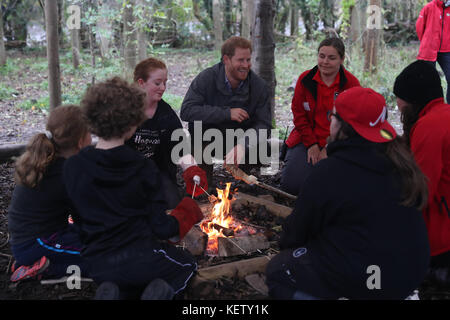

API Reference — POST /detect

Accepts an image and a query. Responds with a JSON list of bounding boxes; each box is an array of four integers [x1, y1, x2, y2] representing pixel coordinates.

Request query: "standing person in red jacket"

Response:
[[394, 60, 450, 286], [281, 37, 360, 196], [416, 0, 450, 103]]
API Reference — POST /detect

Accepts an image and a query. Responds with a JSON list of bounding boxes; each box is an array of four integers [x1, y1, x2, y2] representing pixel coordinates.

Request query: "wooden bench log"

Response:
[[188, 255, 273, 295], [234, 192, 292, 218]]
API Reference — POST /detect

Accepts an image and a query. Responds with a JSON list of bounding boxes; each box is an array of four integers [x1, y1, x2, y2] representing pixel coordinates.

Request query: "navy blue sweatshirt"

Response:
[[8, 157, 73, 245], [63, 145, 179, 258], [280, 137, 430, 299]]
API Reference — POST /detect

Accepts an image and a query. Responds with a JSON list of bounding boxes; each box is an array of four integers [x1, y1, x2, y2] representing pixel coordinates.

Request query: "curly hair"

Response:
[[133, 57, 167, 83], [15, 105, 89, 188], [81, 77, 146, 140]]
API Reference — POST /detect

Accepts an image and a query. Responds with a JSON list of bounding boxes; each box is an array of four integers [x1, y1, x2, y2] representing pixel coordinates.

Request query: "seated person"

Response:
[[8, 105, 91, 282], [129, 57, 207, 208], [266, 87, 430, 299], [281, 37, 360, 196], [64, 77, 203, 300], [394, 60, 450, 285], [180, 36, 272, 190]]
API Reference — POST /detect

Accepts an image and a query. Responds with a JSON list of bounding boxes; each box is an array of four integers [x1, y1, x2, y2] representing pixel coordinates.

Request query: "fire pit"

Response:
[[197, 183, 269, 257]]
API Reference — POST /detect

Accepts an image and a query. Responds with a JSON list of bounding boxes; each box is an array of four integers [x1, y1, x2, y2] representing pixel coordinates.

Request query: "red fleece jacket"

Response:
[[286, 66, 360, 149], [416, 0, 450, 61], [410, 98, 450, 256]]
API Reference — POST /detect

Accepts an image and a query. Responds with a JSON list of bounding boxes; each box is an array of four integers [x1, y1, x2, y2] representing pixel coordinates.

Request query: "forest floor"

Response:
[[0, 45, 449, 300]]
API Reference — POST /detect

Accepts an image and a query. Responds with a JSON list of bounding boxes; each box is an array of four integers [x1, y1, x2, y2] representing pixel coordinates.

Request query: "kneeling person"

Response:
[[64, 77, 202, 299]]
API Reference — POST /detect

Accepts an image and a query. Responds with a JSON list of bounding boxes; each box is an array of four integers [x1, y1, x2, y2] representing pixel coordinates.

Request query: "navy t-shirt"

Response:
[[126, 99, 183, 182]]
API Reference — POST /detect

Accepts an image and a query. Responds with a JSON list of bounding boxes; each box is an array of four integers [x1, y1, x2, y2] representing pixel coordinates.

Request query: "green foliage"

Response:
[[0, 83, 16, 101], [162, 92, 184, 111]]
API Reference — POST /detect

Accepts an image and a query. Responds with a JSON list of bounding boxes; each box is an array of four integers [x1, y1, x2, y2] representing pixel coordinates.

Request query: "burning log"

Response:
[[217, 234, 269, 257], [211, 223, 234, 237], [179, 226, 208, 256], [234, 192, 293, 218], [188, 255, 273, 295]]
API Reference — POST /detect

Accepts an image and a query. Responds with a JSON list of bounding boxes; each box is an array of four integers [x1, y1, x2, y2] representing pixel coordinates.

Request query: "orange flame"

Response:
[[200, 182, 242, 253]]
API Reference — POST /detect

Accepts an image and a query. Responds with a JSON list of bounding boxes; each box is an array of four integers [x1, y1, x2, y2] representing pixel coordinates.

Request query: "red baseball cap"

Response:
[[334, 87, 397, 143]]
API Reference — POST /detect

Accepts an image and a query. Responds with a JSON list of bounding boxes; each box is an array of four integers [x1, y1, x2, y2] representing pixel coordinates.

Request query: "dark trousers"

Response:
[[87, 240, 197, 297], [425, 52, 450, 103], [266, 248, 336, 300], [280, 143, 315, 196], [10, 225, 88, 278]]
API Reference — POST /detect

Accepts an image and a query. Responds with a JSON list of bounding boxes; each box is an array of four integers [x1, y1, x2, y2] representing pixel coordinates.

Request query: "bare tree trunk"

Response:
[[57, 0, 65, 48], [364, 0, 381, 73], [45, 0, 62, 110], [137, 0, 150, 61], [0, 12, 6, 66], [123, 0, 137, 81], [290, 1, 298, 36], [241, 0, 254, 39], [97, 0, 112, 59], [251, 0, 276, 124], [212, 0, 223, 50], [88, 24, 96, 85], [71, 28, 80, 69]]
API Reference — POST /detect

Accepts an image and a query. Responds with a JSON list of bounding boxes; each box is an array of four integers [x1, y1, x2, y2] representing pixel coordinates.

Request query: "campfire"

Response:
[[199, 182, 263, 256]]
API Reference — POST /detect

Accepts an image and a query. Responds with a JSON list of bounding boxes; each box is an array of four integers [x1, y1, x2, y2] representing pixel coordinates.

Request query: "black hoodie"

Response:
[[64, 145, 179, 258], [280, 137, 430, 299]]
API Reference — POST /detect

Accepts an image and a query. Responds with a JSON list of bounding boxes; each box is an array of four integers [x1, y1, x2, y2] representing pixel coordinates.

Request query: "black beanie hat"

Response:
[[393, 60, 443, 106]]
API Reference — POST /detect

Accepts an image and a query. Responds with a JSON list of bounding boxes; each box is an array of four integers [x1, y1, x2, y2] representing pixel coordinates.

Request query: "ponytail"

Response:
[[15, 133, 57, 188], [14, 105, 88, 188]]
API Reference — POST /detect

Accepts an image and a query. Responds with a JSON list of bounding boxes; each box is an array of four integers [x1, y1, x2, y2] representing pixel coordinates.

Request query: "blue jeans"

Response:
[[426, 52, 450, 103]]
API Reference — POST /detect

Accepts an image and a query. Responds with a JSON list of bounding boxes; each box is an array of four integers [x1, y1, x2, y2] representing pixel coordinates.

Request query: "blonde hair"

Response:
[[15, 105, 89, 188]]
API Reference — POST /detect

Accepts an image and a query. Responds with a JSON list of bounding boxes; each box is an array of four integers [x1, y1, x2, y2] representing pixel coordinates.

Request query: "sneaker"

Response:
[[94, 282, 121, 300], [10, 256, 50, 282], [140, 278, 174, 300]]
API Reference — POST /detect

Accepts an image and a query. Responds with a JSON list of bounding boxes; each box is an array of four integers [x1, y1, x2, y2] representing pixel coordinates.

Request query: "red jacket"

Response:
[[416, 0, 450, 61], [286, 66, 360, 148], [410, 98, 450, 256]]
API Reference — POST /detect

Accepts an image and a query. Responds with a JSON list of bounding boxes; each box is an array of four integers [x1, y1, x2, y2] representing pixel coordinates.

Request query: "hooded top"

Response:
[[280, 137, 430, 299], [63, 145, 179, 258]]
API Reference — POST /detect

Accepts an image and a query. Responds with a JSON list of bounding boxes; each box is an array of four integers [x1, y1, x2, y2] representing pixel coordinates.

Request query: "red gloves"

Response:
[[183, 166, 208, 197], [170, 197, 204, 240]]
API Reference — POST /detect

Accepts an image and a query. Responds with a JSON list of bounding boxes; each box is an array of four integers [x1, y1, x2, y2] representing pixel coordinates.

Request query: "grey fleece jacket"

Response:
[[180, 62, 272, 148]]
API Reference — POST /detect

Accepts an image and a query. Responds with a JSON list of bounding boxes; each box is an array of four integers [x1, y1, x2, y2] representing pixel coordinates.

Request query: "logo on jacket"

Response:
[[293, 247, 307, 258], [303, 102, 311, 111]]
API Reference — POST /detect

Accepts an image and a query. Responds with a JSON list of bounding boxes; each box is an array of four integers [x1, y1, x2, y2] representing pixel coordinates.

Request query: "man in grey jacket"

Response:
[[180, 36, 272, 188]]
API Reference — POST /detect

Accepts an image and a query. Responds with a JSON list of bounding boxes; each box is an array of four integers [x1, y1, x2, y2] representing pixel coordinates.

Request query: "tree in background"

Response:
[[252, 0, 276, 122], [45, 0, 61, 110], [0, 9, 6, 66]]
